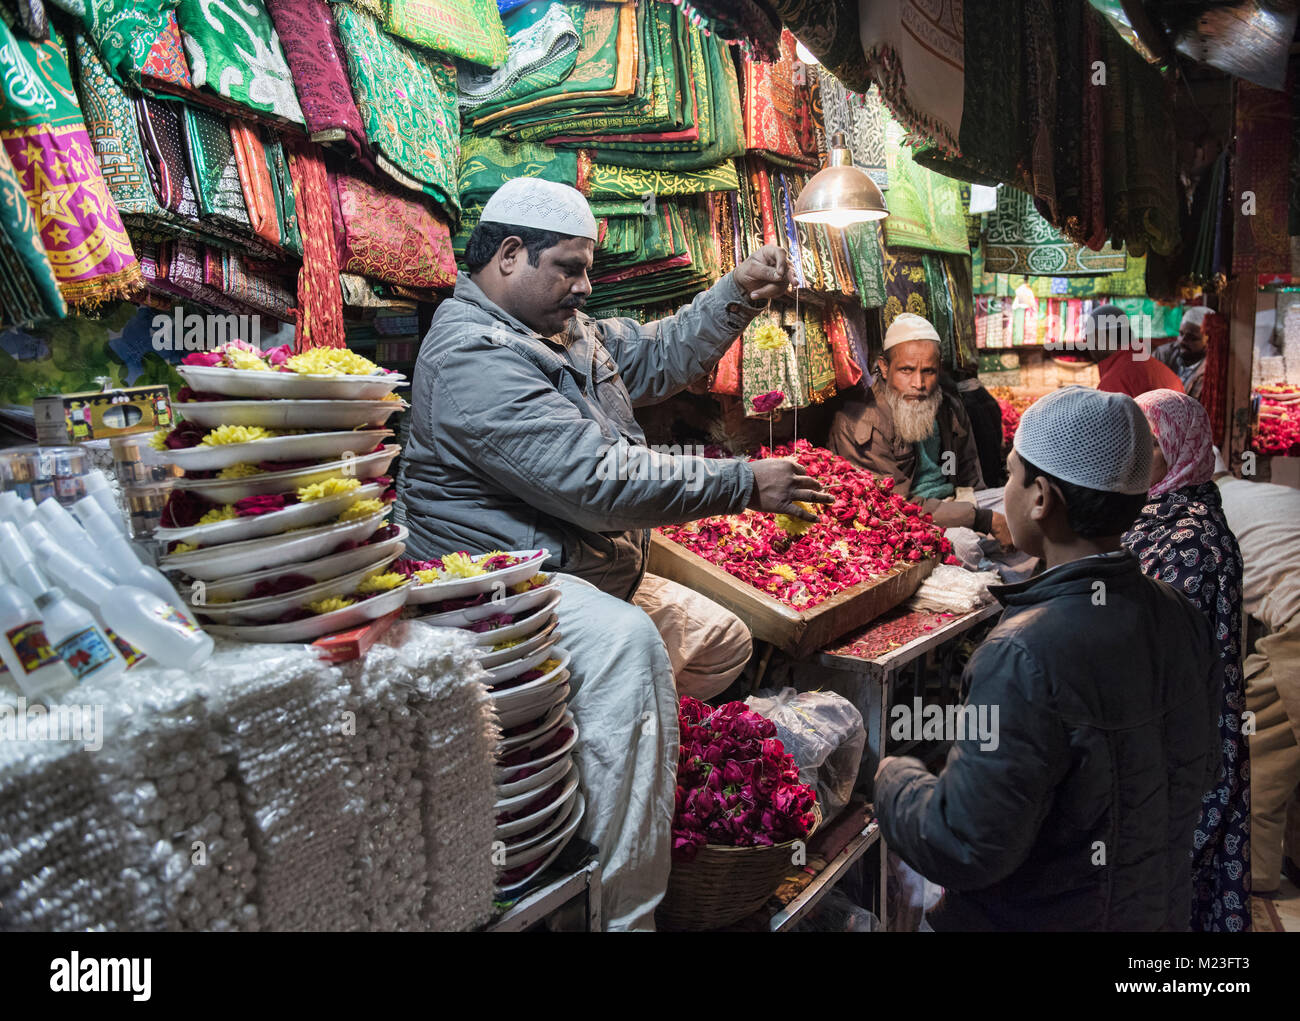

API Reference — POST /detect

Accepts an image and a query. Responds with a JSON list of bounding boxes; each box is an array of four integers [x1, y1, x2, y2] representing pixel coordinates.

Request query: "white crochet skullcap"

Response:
[[1013, 386, 1152, 494], [479, 178, 598, 241], [883, 312, 941, 351], [1181, 305, 1214, 329]]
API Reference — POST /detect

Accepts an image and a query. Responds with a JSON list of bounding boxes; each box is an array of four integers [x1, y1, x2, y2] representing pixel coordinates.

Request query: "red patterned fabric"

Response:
[[328, 168, 457, 291], [264, 0, 370, 164], [712, 339, 742, 395], [141, 12, 193, 90], [229, 121, 281, 247], [826, 306, 862, 388], [285, 141, 345, 351], [742, 30, 817, 168], [1199, 308, 1229, 446]]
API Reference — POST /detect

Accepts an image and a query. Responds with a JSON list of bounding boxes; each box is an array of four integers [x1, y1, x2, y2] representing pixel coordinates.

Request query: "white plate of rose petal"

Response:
[[189, 552, 404, 625], [192, 525, 406, 602], [476, 624, 559, 670], [156, 483, 386, 546], [174, 444, 400, 503], [153, 429, 392, 473], [410, 574, 554, 628], [496, 679, 569, 731], [176, 398, 406, 431], [459, 591, 561, 647], [404, 549, 549, 604], [498, 794, 586, 891], [161, 508, 391, 580], [203, 585, 409, 644], [488, 648, 572, 696], [178, 364, 407, 401], [498, 700, 568, 753]]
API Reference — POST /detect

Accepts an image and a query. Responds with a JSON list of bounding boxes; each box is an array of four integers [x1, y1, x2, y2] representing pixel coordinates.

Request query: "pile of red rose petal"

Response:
[[658, 440, 954, 610]]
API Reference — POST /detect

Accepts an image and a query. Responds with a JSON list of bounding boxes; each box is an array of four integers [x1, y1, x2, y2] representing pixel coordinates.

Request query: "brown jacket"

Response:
[[828, 380, 991, 530]]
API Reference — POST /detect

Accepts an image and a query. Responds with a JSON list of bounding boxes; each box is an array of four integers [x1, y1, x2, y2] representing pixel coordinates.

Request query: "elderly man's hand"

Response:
[[733, 244, 794, 303]]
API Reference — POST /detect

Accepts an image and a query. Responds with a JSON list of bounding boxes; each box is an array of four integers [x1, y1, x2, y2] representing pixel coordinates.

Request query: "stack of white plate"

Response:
[[151, 364, 412, 643], [406, 550, 585, 893]]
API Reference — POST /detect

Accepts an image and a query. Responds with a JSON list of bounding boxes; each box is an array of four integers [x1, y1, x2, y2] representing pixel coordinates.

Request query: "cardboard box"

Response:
[[33, 385, 174, 445]]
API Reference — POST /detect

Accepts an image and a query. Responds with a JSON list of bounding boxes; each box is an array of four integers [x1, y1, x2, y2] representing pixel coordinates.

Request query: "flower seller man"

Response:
[[874, 387, 1222, 930], [827, 313, 1013, 548], [398, 177, 831, 931], [1153, 306, 1213, 400]]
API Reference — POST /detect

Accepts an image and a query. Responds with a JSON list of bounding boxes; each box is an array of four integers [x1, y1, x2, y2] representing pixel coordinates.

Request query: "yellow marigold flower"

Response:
[[298, 476, 362, 502], [538, 658, 562, 674], [753, 322, 790, 351], [285, 348, 381, 377], [225, 347, 270, 371], [337, 499, 385, 522], [492, 638, 522, 652], [769, 564, 798, 583], [216, 462, 262, 479], [200, 424, 279, 447], [438, 552, 487, 579], [773, 502, 821, 536], [380, 391, 403, 402], [307, 596, 354, 615], [414, 569, 442, 584], [851, 520, 867, 531], [197, 505, 237, 526], [356, 571, 406, 594], [149, 429, 170, 451], [170, 541, 198, 555], [510, 574, 548, 594]]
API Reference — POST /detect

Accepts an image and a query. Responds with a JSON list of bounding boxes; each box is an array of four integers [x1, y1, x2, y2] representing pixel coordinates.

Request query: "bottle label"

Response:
[[106, 629, 147, 667], [6, 622, 61, 674], [154, 604, 200, 635], [54, 626, 116, 681]]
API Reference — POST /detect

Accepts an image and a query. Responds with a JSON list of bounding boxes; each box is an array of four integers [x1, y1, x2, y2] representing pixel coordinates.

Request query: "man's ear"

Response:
[[498, 236, 525, 276], [1027, 474, 1053, 522], [876, 356, 889, 380]]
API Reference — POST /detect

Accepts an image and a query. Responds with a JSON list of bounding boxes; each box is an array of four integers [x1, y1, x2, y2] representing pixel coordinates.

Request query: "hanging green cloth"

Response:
[[0, 146, 66, 325], [47, 0, 180, 87], [882, 117, 969, 256], [983, 185, 1126, 276], [458, 2, 579, 112], [385, 0, 509, 67], [333, 4, 461, 216], [174, 0, 303, 123]]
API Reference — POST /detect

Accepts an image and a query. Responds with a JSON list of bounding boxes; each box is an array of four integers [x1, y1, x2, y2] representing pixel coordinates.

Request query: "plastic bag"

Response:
[[745, 687, 867, 818], [791, 889, 880, 932]]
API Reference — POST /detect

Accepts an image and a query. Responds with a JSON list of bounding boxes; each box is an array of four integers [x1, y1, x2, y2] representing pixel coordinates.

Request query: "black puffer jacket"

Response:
[[875, 553, 1222, 931]]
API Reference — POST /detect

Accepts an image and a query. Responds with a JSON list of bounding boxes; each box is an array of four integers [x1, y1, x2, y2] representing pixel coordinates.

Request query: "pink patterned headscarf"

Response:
[[1136, 388, 1216, 498]]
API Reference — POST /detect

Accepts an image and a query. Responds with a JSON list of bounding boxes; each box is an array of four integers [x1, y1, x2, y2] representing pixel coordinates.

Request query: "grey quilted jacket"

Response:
[[399, 274, 760, 599]]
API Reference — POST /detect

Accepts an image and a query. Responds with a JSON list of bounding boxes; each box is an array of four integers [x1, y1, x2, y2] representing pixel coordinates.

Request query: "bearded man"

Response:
[[828, 313, 1011, 545], [1154, 306, 1213, 400]]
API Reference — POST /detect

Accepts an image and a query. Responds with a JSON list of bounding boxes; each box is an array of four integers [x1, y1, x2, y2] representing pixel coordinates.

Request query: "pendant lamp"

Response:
[[793, 131, 889, 228]]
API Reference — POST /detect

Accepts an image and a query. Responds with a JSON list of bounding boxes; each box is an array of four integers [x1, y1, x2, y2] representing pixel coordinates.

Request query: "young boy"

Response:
[[874, 387, 1222, 930]]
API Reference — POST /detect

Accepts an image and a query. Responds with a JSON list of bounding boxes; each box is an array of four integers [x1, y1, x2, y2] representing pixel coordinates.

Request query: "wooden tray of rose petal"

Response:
[[648, 531, 937, 660]]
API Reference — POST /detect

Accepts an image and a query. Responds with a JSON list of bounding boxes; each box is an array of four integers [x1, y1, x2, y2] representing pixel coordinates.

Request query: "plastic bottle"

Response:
[[18, 521, 148, 669], [72, 495, 181, 605], [35, 498, 115, 576], [81, 469, 123, 527], [33, 541, 213, 671], [0, 491, 36, 527], [0, 561, 74, 698], [0, 522, 124, 686]]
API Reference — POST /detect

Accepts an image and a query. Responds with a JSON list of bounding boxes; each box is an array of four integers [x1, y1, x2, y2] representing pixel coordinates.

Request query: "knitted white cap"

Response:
[[883, 313, 941, 351], [479, 178, 598, 241], [1181, 306, 1213, 330], [1013, 386, 1152, 494]]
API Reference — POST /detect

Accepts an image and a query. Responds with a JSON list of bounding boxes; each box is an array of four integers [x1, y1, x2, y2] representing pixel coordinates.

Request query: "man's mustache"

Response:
[[561, 296, 587, 310]]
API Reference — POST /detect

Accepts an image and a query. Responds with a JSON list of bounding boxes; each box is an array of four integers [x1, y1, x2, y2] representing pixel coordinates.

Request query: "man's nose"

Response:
[[573, 274, 592, 298]]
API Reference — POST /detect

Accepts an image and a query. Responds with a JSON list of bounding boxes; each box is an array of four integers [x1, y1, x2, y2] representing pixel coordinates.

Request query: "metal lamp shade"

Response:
[[793, 132, 888, 227]]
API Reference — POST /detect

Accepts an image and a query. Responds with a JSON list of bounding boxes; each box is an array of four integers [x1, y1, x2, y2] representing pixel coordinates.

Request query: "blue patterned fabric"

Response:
[[1123, 481, 1250, 933], [497, 0, 530, 11]]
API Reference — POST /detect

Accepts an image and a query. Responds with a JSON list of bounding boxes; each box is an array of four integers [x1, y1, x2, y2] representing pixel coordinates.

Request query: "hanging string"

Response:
[[793, 286, 800, 446]]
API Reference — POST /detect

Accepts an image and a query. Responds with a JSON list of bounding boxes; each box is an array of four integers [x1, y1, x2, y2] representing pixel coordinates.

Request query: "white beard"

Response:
[[883, 387, 942, 444]]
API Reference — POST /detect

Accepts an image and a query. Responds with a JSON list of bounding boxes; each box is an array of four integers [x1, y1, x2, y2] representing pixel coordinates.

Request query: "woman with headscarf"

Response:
[[1123, 388, 1249, 932]]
